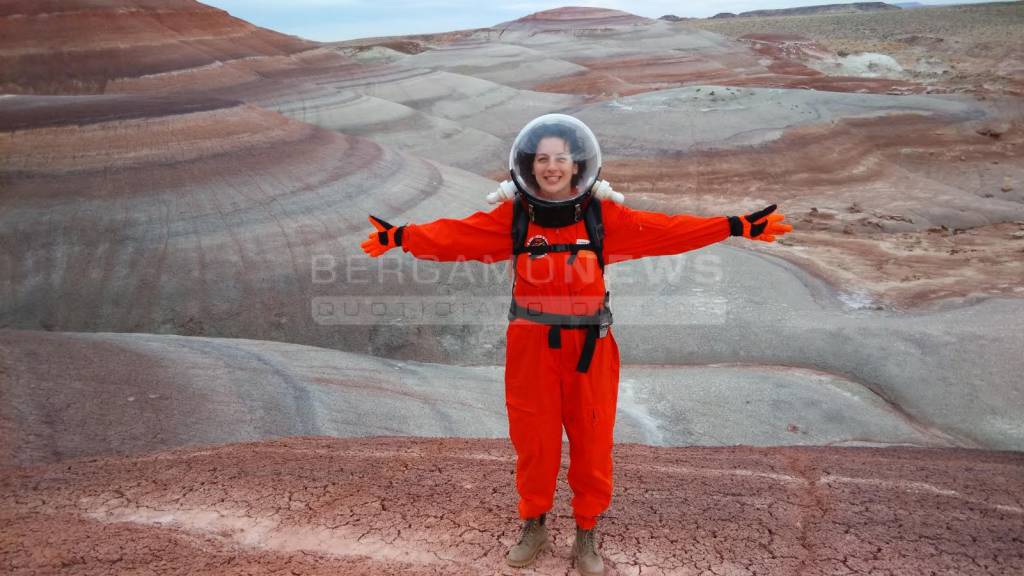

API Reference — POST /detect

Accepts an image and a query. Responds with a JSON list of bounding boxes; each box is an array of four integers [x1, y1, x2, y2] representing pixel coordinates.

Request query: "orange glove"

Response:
[[728, 204, 792, 243], [360, 215, 404, 257]]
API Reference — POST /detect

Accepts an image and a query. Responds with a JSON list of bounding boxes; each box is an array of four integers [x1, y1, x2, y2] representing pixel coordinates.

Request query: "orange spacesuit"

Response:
[[364, 199, 746, 529], [362, 114, 790, 575]]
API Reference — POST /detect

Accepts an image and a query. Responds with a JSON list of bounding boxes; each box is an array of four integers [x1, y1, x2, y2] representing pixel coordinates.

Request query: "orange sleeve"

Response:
[[401, 201, 514, 263], [602, 202, 731, 264]]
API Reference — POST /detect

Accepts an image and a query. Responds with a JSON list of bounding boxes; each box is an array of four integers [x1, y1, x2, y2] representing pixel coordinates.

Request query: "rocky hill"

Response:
[[0, 0, 318, 94]]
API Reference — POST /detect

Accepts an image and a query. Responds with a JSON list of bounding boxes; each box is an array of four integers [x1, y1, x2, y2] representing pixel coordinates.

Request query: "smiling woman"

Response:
[[360, 112, 791, 575]]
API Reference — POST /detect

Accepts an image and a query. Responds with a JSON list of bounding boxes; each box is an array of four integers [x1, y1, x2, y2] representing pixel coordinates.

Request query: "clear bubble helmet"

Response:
[[509, 114, 602, 226]]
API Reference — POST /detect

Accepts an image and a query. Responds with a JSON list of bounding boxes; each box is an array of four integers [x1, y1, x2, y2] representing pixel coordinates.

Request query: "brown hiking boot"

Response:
[[572, 526, 604, 576], [505, 514, 548, 568]]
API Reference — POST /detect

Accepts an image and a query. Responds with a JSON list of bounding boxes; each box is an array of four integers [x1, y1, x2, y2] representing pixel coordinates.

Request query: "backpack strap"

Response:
[[583, 198, 605, 270], [511, 198, 529, 263], [508, 196, 612, 374]]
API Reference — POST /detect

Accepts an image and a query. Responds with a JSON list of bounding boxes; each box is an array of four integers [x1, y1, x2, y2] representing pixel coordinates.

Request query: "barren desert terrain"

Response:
[[1, 2, 1023, 574]]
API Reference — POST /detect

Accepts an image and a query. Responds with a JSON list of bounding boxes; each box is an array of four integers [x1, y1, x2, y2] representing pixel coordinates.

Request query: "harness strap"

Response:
[[508, 299, 612, 373], [513, 243, 595, 256], [508, 301, 608, 327], [515, 243, 595, 266]]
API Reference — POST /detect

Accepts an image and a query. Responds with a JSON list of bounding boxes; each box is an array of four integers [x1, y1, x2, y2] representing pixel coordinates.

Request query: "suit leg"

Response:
[[505, 323, 563, 519]]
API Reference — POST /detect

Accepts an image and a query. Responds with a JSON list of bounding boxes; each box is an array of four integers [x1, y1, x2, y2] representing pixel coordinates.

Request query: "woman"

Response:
[[361, 114, 791, 575]]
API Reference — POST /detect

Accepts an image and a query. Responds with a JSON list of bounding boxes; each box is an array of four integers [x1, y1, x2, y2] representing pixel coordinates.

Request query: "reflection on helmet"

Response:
[[509, 114, 602, 207]]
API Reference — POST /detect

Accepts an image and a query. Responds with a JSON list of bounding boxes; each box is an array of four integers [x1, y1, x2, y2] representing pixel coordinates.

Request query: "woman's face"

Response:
[[532, 136, 578, 200]]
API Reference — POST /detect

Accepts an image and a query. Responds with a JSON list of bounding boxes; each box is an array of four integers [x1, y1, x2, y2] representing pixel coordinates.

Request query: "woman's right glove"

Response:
[[728, 204, 792, 242], [360, 215, 404, 257]]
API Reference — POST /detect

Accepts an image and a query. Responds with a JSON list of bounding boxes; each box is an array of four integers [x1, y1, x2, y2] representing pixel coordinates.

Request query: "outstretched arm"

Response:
[[360, 201, 514, 263], [602, 202, 791, 264]]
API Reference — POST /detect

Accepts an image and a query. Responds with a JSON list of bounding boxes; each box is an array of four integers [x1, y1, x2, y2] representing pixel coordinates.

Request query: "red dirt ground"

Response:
[[2, 437, 1021, 575]]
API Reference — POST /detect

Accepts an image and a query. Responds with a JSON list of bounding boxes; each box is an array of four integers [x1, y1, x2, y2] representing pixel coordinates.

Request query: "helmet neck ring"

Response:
[[511, 169, 597, 228]]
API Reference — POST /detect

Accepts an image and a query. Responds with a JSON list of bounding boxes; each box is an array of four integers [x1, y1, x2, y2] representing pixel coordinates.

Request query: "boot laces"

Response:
[[576, 528, 596, 554], [518, 517, 543, 544]]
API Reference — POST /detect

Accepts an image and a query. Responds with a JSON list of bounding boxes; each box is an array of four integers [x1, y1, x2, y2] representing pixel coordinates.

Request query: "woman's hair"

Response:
[[514, 122, 587, 193]]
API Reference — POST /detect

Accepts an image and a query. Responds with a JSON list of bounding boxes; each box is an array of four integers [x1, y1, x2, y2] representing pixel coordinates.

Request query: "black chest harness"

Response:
[[509, 197, 614, 373]]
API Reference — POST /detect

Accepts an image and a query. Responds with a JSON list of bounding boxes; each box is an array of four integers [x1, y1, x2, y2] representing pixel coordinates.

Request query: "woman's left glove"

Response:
[[728, 204, 792, 242], [360, 215, 404, 257]]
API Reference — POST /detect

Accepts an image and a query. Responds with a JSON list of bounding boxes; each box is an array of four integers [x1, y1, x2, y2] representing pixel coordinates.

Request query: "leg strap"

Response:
[[576, 326, 599, 373], [548, 326, 562, 349]]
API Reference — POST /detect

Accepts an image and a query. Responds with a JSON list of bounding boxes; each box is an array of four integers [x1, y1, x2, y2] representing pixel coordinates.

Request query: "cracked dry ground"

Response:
[[2, 438, 1022, 575]]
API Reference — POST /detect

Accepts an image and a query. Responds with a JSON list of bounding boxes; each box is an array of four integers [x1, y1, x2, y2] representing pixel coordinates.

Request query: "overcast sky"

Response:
[[200, 1, 1003, 41]]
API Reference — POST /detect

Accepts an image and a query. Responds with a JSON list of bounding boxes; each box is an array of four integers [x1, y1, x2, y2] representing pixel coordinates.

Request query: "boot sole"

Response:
[[505, 541, 548, 568]]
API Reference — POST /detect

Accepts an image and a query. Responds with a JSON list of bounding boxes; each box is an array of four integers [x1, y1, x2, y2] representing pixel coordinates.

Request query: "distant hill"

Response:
[[729, 2, 901, 18], [496, 6, 650, 31], [658, 14, 697, 22]]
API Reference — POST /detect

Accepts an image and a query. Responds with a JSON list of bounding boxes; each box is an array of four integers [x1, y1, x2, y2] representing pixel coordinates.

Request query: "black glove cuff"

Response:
[[728, 216, 743, 236], [378, 225, 405, 246]]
